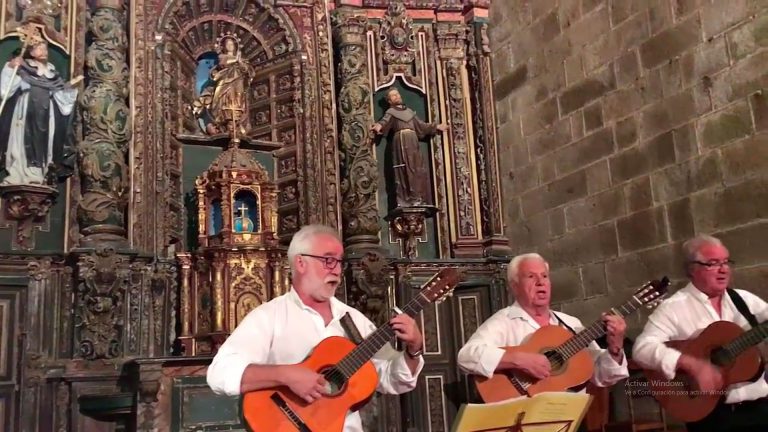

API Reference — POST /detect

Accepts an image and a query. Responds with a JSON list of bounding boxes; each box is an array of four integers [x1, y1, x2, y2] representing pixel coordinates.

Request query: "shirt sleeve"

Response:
[[456, 312, 508, 378], [631, 302, 683, 380], [206, 305, 275, 396]]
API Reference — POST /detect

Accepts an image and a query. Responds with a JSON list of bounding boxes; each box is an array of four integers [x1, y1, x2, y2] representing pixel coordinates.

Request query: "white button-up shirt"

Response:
[[457, 302, 629, 387], [207, 288, 424, 432], [632, 283, 768, 404]]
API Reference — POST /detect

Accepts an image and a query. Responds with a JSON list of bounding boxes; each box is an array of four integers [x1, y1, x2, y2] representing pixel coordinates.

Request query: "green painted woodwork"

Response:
[[170, 375, 245, 431]]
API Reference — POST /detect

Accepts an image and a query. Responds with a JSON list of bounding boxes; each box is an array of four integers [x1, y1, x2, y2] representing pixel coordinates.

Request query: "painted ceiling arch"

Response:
[[156, 0, 301, 65]]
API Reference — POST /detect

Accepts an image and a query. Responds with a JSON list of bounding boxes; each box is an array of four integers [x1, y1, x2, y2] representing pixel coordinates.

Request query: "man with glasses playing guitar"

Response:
[[633, 234, 768, 432], [207, 224, 425, 432]]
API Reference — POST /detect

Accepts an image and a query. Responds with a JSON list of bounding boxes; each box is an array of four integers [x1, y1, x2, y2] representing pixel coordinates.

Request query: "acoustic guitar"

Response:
[[240, 268, 465, 432], [643, 319, 768, 422], [473, 277, 670, 403]]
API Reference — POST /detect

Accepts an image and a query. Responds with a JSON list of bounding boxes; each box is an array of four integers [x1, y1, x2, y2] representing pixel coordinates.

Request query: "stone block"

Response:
[[640, 14, 702, 69], [559, 294, 618, 326], [583, 102, 604, 132], [651, 151, 723, 203], [555, 127, 614, 175], [610, 131, 677, 183], [603, 87, 644, 122], [660, 59, 683, 98], [547, 221, 619, 267], [680, 36, 729, 88], [625, 176, 653, 212], [571, 112, 585, 140], [586, 160, 613, 194], [672, 0, 706, 21], [550, 266, 584, 303], [583, 0, 606, 15], [565, 188, 626, 230], [532, 0, 558, 20], [506, 215, 550, 252], [613, 9, 651, 51], [582, 262, 608, 297], [534, 65, 567, 104], [510, 163, 540, 195], [666, 196, 695, 241], [569, 5, 611, 47], [539, 157, 558, 183], [522, 97, 560, 136], [606, 243, 686, 293], [560, 0, 582, 29], [543, 169, 590, 210], [617, 206, 669, 253], [720, 133, 768, 182], [564, 55, 585, 86], [499, 118, 529, 168], [550, 206, 567, 237], [521, 187, 546, 217], [673, 123, 699, 162], [507, 197, 523, 224], [698, 101, 753, 149], [648, 0, 674, 35], [716, 221, 768, 267], [726, 15, 768, 62], [494, 63, 528, 100], [496, 98, 512, 125], [639, 89, 698, 140], [528, 118, 572, 158], [610, 0, 644, 27], [710, 50, 768, 109], [615, 116, 639, 149], [750, 90, 768, 132], [615, 50, 641, 88], [731, 265, 768, 299], [701, 0, 751, 40], [559, 66, 616, 115], [639, 69, 665, 105], [532, 10, 562, 44], [692, 176, 768, 233]]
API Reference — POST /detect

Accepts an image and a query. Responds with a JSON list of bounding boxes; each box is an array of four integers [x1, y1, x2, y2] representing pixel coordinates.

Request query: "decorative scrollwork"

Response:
[[348, 250, 391, 326], [73, 246, 131, 360], [78, 2, 130, 246], [379, 2, 416, 66], [0, 184, 57, 250], [332, 8, 381, 250]]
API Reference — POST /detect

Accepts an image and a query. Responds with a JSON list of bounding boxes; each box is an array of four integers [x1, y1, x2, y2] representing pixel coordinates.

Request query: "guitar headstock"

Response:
[[633, 276, 670, 309], [419, 268, 466, 304]]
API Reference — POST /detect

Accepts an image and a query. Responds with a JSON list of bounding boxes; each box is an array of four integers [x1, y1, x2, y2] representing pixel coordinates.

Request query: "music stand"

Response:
[[463, 410, 575, 432]]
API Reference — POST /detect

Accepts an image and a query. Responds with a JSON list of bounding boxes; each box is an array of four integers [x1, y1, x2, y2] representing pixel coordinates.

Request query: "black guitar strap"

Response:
[[727, 288, 759, 328], [340, 312, 364, 345], [552, 312, 577, 335]]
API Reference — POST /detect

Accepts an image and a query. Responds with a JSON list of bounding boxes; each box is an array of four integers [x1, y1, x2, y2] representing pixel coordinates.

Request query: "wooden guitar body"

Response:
[[240, 336, 378, 432], [644, 321, 763, 423], [474, 325, 595, 403]]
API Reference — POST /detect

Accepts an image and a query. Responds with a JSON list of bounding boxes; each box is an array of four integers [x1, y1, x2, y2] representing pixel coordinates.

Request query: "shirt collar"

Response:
[[287, 286, 345, 321], [683, 281, 720, 304], [507, 301, 558, 325]]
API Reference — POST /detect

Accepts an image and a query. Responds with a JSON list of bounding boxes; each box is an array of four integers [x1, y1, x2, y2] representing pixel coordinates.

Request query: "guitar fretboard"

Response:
[[554, 295, 645, 361], [717, 321, 768, 365], [336, 292, 430, 377]]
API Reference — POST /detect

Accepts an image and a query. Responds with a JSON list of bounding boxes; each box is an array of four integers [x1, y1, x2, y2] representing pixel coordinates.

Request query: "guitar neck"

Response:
[[557, 296, 644, 360], [336, 292, 430, 375], [722, 321, 768, 360]]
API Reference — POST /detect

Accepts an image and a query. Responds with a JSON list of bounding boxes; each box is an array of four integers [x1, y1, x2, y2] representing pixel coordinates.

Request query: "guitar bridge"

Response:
[[270, 392, 313, 432]]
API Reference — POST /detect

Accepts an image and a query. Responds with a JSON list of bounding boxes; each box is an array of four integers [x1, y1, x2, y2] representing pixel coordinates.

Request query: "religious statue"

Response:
[[193, 32, 255, 136], [371, 88, 448, 207], [0, 24, 81, 186]]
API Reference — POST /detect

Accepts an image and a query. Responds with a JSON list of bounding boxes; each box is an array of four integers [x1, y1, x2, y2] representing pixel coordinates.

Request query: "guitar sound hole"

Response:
[[544, 350, 566, 372], [320, 367, 347, 396]]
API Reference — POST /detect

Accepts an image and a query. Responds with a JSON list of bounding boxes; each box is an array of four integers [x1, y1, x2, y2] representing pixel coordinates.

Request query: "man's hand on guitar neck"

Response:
[[677, 354, 724, 393], [498, 352, 551, 380]]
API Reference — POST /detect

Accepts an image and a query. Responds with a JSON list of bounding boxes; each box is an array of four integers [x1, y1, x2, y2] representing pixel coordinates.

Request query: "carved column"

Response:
[[211, 257, 225, 333], [332, 7, 381, 252], [436, 22, 484, 257], [79, 0, 130, 247], [467, 23, 511, 256]]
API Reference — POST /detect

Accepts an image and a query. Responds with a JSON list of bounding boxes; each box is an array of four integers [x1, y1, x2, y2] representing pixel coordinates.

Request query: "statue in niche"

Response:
[[0, 23, 81, 186], [371, 88, 447, 208], [192, 32, 255, 136]]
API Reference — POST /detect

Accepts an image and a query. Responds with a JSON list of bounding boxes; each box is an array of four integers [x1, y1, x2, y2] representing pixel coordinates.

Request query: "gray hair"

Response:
[[683, 234, 724, 262], [506, 253, 548, 285], [286, 224, 342, 274]]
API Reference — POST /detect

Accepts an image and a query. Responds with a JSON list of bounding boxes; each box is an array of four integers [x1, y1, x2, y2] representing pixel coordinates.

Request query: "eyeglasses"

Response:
[[300, 254, 346, 270], [690, 259, 735, 271]]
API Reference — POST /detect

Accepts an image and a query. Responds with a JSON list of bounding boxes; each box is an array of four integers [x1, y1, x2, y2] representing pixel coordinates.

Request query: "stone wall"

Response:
[[489, 0, 768, 333]]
